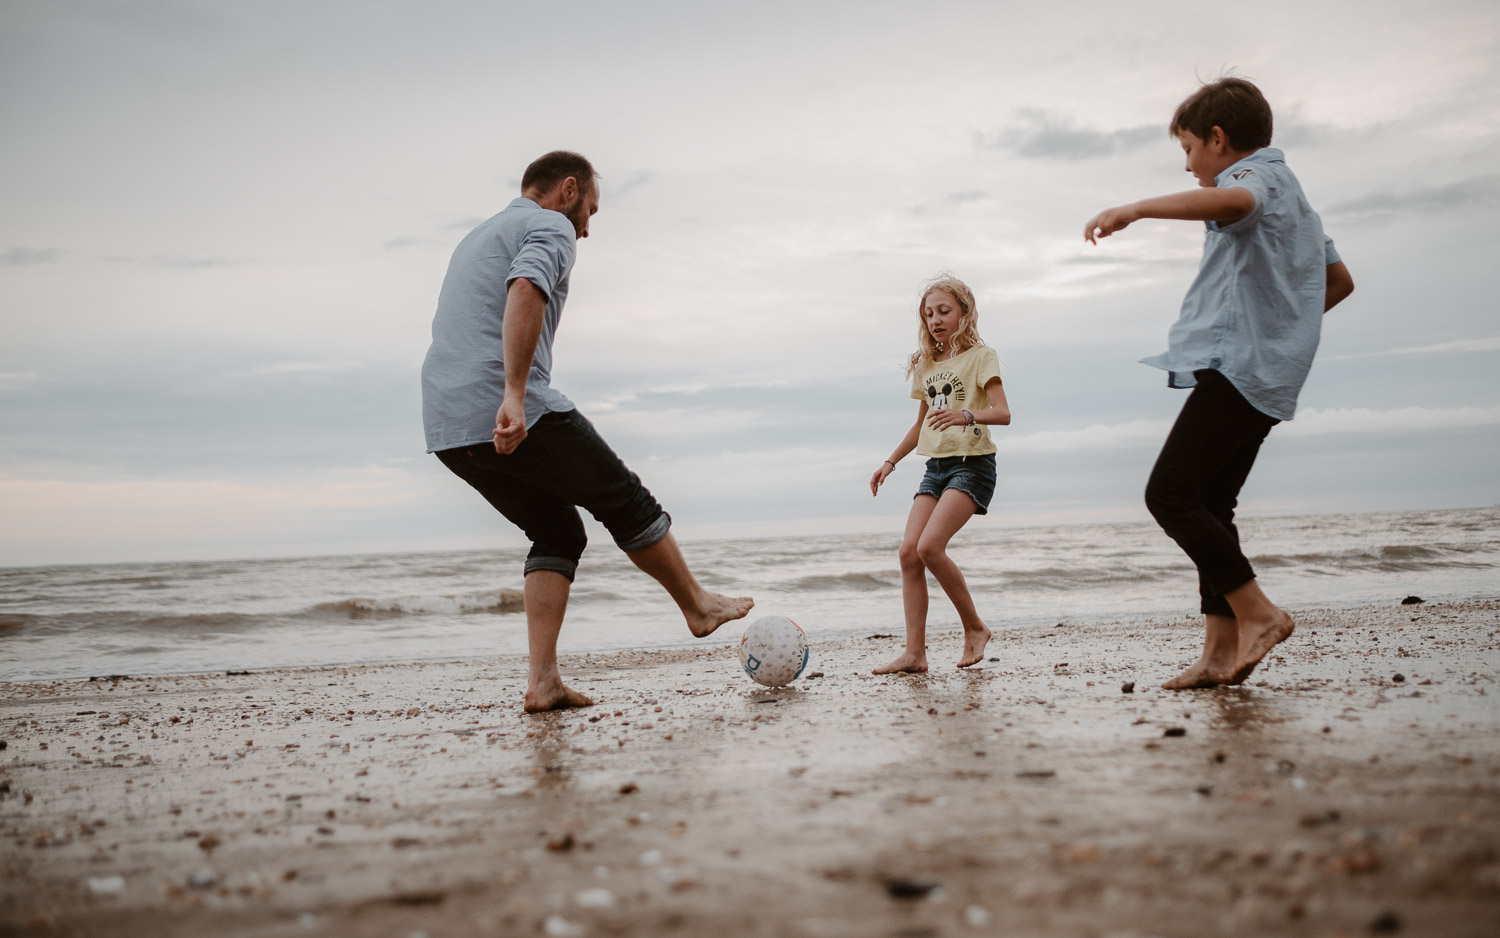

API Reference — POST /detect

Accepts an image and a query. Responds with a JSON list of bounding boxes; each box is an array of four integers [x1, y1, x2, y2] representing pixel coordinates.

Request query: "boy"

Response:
[[1083, 77, 1354, 689]]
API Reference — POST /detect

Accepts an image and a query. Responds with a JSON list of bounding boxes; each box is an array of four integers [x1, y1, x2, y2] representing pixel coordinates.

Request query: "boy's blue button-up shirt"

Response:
[[1142, 148, 1339, 421], [421, 198, 578, 453]]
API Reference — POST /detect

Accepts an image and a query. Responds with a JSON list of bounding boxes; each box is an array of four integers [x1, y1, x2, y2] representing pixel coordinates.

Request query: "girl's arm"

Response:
[[870, 401, 927, 495], [926, 378, 1009, 430]]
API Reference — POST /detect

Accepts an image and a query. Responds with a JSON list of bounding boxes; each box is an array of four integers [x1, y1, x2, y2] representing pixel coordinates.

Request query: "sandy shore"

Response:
[[3, 599, 1498, 937]]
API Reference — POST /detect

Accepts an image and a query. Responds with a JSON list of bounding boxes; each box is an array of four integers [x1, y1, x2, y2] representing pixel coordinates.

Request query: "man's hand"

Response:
[[1084, 205, 1137, 244], [493, 396, 527, 454]]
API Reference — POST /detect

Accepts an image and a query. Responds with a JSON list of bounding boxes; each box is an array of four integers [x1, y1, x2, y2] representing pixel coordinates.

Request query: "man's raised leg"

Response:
[[521, 570, 595, 712], [626, 532, 753, 637], [1224, 578, 1295, 684]]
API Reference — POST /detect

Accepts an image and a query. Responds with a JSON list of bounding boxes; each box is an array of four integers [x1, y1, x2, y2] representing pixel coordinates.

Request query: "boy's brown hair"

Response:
[[1169, 77, 1273, 151]]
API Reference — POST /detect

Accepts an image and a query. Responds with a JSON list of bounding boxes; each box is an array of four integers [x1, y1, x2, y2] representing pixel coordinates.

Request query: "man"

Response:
[[422, 150, 753, 712]]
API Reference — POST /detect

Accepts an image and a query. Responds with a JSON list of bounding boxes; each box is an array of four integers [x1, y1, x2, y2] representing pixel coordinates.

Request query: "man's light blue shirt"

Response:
[[421, 198, 577, 453], [1142, 148, 1339, 421]]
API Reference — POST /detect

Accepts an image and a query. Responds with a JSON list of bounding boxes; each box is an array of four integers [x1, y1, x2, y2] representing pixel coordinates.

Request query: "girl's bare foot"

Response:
[[1229, 609, 1295, 684], [957, 624, 992, 668], [873, 651, 928, 674], [686, 593, 755, 638], [523, 678, 595, 713]]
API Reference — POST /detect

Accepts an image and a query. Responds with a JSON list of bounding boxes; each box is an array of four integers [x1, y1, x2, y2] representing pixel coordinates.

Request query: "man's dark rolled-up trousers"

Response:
[[1144, 369, 1280, 617]]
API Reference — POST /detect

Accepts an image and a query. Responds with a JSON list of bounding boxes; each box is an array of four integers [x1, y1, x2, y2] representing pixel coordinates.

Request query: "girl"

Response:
[[869, 275, 1010, 673]]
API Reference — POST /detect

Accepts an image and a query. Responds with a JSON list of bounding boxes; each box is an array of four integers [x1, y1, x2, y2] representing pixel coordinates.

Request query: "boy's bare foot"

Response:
[[873, 651, 928, 674], [686, 593, 754, 638], [523, 678, 595, 713], [1228, 609, 1295, 684], [957, 624, 992, 668]]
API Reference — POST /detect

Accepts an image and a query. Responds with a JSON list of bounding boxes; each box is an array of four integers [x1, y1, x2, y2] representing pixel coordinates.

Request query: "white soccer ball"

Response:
[[737, 615, 809, 687]]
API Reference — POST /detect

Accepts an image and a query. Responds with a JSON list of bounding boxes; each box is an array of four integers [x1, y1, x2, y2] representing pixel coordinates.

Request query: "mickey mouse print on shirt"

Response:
[[923, 374, 965, 413]]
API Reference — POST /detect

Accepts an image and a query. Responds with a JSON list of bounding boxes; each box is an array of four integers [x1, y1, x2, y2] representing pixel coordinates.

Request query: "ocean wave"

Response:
[[311, 589, 525, 619], [1250, 543, 1498, 572], [786, 572, 898, 591]]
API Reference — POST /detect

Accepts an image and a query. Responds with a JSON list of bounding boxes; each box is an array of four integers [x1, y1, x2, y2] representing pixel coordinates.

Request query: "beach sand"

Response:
[[3, 600, 1498, 937]]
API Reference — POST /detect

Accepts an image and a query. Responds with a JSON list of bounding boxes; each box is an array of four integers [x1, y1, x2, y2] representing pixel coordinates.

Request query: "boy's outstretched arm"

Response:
[[1084, 188, 1256, 243], [1325, 261, 1354, 312]]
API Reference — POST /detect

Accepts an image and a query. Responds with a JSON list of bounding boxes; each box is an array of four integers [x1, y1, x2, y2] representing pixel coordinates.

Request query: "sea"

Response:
[[2, 507, 1496, 683]]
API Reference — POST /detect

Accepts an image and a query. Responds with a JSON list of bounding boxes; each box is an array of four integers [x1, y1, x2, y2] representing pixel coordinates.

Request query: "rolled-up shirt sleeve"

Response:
[[506, 215, 576, 299], [1217, 169, 1270, 233], [1323, 234, 1341, 266]]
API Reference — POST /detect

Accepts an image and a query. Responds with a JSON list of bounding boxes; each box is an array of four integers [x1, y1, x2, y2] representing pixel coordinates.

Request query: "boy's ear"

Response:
[[1208, 126, 1229, 151]]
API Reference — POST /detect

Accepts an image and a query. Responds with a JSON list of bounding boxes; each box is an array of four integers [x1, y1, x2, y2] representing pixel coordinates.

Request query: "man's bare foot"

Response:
[[1228, 609, 1295, 684], [523, 678, 595, 713], [1161, 613, 1239, 690], [873, 651, 928, 674], [686, 593, 754, 638], [1161, 657, 1233, 689], [957, 624, 992, 668]]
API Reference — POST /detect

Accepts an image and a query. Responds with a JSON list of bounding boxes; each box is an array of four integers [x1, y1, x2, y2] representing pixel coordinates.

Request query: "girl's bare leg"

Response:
[[874, 495, 938, 674], [1161, 613, 1239, 689], [916, 489, 991, 668]]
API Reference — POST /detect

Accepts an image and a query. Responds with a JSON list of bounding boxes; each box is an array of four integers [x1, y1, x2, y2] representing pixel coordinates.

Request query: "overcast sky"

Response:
[[2, 0, 1497, 566]]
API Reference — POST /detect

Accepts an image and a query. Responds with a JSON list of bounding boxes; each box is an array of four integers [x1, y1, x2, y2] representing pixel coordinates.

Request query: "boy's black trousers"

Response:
[[1145, 369, 1280, 617]]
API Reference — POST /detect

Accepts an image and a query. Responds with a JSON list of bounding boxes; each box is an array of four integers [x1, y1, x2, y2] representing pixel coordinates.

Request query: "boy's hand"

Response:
[[1084, 205, 1137, 244]]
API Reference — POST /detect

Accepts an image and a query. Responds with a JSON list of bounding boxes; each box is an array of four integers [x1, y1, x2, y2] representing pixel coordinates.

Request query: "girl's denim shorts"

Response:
[[915, 452, 997, 514]]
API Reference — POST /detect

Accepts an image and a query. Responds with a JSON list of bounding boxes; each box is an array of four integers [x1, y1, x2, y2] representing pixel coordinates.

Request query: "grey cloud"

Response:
[[1, 247, 61, 266], [606, 170, 654, 200], [101, 254, 251, 269], [1326, 174, 1500, 225], [977, 109, 1162, 160], [383, 235, 445, 251], [947, 190, 988, 204]]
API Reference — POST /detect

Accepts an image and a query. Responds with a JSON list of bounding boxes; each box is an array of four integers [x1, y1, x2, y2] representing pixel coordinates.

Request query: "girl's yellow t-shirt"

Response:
[[909, 345, 1002, 457]]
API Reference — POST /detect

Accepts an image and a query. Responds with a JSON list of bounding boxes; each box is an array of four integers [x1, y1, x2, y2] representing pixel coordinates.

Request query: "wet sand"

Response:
[[3, 599, 1498, 937]]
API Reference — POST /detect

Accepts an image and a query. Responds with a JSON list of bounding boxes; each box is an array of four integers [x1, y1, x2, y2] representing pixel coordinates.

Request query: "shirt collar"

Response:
[[1216, 147, 1284, 186]]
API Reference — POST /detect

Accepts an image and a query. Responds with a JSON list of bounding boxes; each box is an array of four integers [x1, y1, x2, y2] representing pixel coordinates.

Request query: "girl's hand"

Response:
[[926, 408, 968, 430], [870, 461, 894, 496]]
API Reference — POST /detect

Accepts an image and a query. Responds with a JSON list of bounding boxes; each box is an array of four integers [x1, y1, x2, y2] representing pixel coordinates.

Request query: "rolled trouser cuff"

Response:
[[523, 555, 580, 582], [616, 511, 671, 553]]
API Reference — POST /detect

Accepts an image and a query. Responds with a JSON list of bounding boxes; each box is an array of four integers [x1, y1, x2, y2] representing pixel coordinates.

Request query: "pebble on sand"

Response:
[[1400, 596, 1424, 605], [1121, 682, 1135, 694]]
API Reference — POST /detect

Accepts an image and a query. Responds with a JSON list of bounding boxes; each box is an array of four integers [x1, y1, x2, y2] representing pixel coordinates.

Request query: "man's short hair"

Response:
[[1170, 77, 1273, 151], [521, 151, 597, 196]]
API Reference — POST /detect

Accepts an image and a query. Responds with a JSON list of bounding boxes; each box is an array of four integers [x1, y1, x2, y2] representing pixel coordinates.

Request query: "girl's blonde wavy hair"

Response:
[[906, 273, 984, 379]]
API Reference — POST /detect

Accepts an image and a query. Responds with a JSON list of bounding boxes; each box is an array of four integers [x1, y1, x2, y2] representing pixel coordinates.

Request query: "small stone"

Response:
[[1121, 682, 1135, 694], [1399, 596, 1423, 605], [1392, 673, 1405, 683], [574, 887, 615, 909], [1015, 770, 1055, 779], [87, 875, 125, 896], [885, 878, 939, 899], [187, 867, 219, 889], [987, 656, 1000, 662], [197, 834, 221, 853], [1370, 910, 1402, 932], [805, 671, 824, 679], [1163, 727, 1187, 737], [547, 832, 575, 851], [543, 914, 585, 938], [619, 782, 638, 795], [639, 849, 663, 865], [963, 904, 991, 927]]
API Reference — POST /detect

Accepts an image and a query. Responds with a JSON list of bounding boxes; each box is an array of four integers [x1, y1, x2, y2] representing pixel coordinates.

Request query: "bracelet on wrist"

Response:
[[883, 460, 896, 469]]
